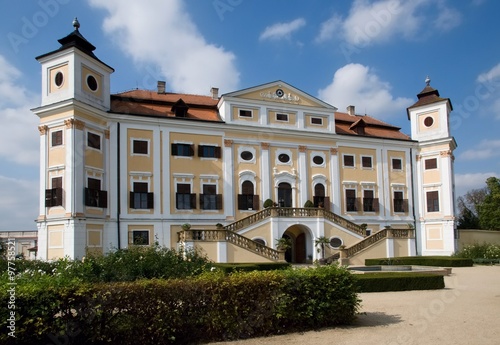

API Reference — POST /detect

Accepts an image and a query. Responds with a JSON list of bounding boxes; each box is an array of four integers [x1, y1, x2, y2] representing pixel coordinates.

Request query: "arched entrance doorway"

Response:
[[281, 225, 311, 263], [278, 182, 292, 207]]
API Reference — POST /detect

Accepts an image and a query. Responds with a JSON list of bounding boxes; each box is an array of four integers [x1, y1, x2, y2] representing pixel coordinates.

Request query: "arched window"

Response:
[[238, 181, 258, 210], [314, 183, 325, 207], [278, 182, 292, 207]]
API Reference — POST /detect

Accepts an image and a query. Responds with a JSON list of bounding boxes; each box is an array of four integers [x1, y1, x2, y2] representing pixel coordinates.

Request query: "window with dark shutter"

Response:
[[172, 143, 194, 157], [201, 184, 218, 210], [343, 155, 354, 167], [362, 156, 372, 168], [85, 178, 107, 208], [176, 183, 194, 209], [346, 189, 357, 212], [87, 132, 101, 150], [46, 177, 63, 207], [51, 130, 63, 147], [130, 182, 153, 209], [133, 140, 148, 154], [425, 158, 437, 170], [392, 158, 402, 170], [238, 180, 257, 210], [427, 191, 439, 212], [314, 183, 326, 207], [393, 191, 407, 213], [363, 190, 375, 212], [198, 145, 221, 158]]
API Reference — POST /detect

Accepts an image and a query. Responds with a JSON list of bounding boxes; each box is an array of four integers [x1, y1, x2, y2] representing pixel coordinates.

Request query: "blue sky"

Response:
[[1, 0, 499, 230]]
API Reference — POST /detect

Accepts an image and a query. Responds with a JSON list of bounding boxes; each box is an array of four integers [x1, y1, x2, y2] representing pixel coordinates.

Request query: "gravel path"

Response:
[[210, 266, 500, 345]]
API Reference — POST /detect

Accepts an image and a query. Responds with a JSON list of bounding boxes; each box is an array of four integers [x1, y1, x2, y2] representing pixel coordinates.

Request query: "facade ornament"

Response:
[[298, 145, 307, 153], [440, 150, 452, 157], [38, 125, 48, 135], [224, 139, 233, 147], [330, 148, 338, 155], [261, 142, 270, 150], [416, 155, 422, 161], [64, 118, 85, 130], [104, 130, 110, 139]]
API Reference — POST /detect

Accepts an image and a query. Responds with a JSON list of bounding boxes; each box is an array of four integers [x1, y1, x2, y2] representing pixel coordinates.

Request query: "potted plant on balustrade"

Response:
[[275, 237, 292, 252]]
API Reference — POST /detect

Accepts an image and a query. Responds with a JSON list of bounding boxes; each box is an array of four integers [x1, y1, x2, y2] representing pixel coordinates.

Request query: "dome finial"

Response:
[[72, 17, 80, 30], [425, 75, 431, 86]]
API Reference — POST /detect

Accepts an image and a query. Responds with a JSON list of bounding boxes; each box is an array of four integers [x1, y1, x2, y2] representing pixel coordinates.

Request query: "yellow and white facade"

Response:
[[33, 22, 457, 263]]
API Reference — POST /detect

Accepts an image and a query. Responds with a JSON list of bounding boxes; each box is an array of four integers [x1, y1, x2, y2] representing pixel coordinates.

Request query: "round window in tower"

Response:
[[241, 151, 253, 161], [54, 71, 64, 87], [424, 116, 434, 127], [278, 153, 290, 163], [86, 75, 98, 92]]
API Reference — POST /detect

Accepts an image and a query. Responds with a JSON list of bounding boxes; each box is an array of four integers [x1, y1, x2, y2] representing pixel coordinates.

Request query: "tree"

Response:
[[315, 236, 330, 260], [478, 177, 500, 230], [456, 186, 487, 229]]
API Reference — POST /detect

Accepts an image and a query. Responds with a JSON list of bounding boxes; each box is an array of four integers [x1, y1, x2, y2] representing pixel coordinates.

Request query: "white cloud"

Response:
[[0, 175, 38, 230], [459, 139, 500, 160], [259, 18, 306, 41], [477, 62, 500, 83], [316, 0, 461, 46], [0, 55, 39, 166], [317, 63, 412, 120], [88, 0, 239, 94], [455, 172, 498, 197], [315, 15, 342, 43]]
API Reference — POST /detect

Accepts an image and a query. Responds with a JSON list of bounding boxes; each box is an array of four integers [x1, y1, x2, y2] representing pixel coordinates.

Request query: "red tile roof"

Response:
[[109, 89, 411, 140], [110, 89, 221, 122]]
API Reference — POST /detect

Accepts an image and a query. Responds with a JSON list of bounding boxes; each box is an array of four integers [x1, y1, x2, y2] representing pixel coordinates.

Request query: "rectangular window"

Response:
[[130, 182, 153, 209], [200, 184, 222, 210], [311, 117, 323, 125], [171, 143, 194, 157], [345, 189, 357, 212], [85, 178, 107, 208], [45, 177, 63, 207], [51, 130, 63, 147], [343, 155, 355, 167], [133, 140, 148, 155], [237, 194, 260, 210], [363, 190, 377, 212], [131, 230, 149, 245], [393, 191, 406, 213], [425, 158, 437, 170], [176, 183, 196, 209], [87, 132, 101, 150], [427, 191, 440, 212], [362, 156, 372, 168], [392, 158, 402, 170], [239, 109, 252, 118], [198, 145, 221, 158], [276, 113, 288, 121]]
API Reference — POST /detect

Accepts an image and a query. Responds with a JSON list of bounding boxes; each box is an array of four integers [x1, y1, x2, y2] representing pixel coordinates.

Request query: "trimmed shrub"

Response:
[[365, 256, 473, 267], [212, 262, 291, 274], [0, 265, 359, 344], [355, 272, 445, 292], [303, 200, 315, 208], [263, 198, 274, 208]]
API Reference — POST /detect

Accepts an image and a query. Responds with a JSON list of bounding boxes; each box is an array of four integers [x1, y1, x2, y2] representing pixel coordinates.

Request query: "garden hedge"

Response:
[[0, 265, 360, 345], [212, 262, 291, 274], [355, 272, 445, 292], [365, 256, 473, 267]]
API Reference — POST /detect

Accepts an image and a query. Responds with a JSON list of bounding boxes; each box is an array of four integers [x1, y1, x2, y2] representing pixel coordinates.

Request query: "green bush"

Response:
[[365, 256, 473, 267], [0, 265, 359, 344], [212, 262, 291, 274], [453, 243, 500, 262], [303, 200, 315, 208], [355, 272, 445, 292], [263, 198, 274, 208]]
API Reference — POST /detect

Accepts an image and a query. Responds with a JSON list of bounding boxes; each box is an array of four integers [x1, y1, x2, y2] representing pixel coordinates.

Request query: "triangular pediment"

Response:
[[222, 81, 337, 110]]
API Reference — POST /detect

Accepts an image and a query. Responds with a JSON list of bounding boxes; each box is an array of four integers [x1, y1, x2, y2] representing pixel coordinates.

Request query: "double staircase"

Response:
[[177, 207, 414, 264]]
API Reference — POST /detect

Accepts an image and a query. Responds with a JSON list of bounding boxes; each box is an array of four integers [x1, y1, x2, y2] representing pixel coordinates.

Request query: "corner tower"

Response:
[[407, 77, 457, 256], [34, 19, 114, 260]]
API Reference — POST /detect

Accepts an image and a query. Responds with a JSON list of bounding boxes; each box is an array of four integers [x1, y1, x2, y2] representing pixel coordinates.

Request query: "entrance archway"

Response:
[[282, 225, 311, 263]]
